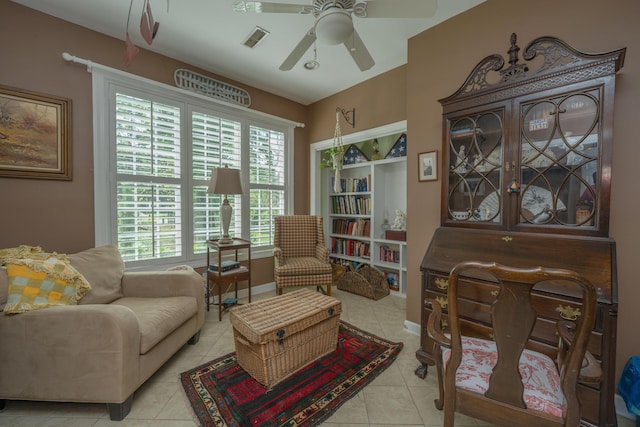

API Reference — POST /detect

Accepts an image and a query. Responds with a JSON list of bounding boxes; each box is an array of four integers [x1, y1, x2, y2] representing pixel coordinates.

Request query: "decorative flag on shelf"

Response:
[[384, 133, 407, 158], [343, 144, 369, 165]]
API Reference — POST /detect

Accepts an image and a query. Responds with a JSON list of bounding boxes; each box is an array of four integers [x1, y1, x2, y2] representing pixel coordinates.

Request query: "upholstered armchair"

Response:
[[273, 215, 332, 296]]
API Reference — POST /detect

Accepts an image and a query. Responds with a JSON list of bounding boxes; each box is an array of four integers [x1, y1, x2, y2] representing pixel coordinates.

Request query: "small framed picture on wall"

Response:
[[418, 151, 438, 182]]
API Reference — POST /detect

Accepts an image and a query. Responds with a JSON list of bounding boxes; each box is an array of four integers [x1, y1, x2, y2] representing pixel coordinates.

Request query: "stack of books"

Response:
[[209, 260, 241, 272]]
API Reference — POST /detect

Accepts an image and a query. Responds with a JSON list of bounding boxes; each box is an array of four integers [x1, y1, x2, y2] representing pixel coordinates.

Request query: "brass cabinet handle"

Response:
[[435, 296, 448, 310], [490, 290, 499, 297], [435, 277, 449, 290], [556, 304, 581, 321]]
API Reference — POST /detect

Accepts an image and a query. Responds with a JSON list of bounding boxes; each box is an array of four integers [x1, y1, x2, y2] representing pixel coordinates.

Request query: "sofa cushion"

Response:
[[69, 245, 125, 304], [111, 296, 197, 354], [3, 257, 92, 314]]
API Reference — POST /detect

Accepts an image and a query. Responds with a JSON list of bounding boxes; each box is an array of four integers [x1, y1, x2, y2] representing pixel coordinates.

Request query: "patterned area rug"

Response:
[[180, 321, 403, 427]]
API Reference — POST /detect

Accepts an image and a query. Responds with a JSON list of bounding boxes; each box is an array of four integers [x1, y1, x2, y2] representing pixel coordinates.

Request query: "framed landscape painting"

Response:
[[0, 85, 71, 180]]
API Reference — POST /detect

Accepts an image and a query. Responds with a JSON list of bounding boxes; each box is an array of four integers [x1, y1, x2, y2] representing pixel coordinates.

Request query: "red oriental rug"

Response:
[[180, 321, 403, 427]]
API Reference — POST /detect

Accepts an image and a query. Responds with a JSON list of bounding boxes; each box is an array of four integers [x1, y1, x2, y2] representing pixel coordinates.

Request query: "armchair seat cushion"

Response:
[[443, 335, 566, 418], [277, 257, 332, 276], [112, 296, 197, 354]]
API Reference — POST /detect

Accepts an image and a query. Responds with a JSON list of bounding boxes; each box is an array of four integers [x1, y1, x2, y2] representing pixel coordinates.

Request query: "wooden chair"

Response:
[[426, 261, 601, 427], [273, 215, 332, 296]]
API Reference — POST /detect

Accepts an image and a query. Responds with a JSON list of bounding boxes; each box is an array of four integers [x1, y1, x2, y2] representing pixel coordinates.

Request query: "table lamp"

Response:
[[207, 166, 244, 244]]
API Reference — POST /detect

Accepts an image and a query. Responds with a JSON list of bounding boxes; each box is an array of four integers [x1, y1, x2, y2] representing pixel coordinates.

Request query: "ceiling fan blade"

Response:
[[232, 1, 313, 14], [280, 29, 317, 71], [359, 0, 438, 18], [343, 29, 374, 71]]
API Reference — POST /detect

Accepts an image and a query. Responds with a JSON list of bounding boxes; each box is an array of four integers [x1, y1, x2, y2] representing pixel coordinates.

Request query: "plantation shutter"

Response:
[[115, 93, 182, 262], [192, 111, 242, 254], [249, 125, 285, 246]]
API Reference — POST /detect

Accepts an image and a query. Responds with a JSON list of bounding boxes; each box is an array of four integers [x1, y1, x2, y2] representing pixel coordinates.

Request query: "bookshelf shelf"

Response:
[[323, 156, 407, 296]]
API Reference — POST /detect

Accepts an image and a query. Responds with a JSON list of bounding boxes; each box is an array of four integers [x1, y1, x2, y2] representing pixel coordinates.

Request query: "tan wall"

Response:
[[406, 0, 640, 381], [2, 0, 639, 380], [307, 66, 407, 142], [0, 0, 306, 287], [309, 0, 640, 379]]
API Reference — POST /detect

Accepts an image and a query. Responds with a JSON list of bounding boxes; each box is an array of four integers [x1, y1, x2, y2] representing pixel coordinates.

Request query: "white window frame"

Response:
[[91, 67, 298, 269]]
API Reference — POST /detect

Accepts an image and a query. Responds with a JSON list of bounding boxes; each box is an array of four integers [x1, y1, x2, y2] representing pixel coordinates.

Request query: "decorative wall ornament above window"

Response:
[[174, 68, 252, 107]]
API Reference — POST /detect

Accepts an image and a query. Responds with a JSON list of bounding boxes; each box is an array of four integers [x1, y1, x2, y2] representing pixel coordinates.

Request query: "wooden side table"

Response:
[[206, 238, 251, 321]]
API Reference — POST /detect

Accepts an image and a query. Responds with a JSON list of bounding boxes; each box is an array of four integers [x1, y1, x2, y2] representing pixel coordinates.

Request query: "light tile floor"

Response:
[[0, 288, 634, 427]]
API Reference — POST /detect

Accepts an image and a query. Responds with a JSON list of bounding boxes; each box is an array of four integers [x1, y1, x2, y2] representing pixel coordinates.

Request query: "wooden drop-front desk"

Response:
[[416, 227, 617, 426]]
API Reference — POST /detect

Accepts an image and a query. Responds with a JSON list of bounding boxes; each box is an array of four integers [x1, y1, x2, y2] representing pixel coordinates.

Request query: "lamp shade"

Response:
[[207, 166, 244, 195]]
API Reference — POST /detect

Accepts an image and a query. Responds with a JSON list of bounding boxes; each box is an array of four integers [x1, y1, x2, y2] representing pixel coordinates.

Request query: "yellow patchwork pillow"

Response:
[[3, 256, 92, 314]]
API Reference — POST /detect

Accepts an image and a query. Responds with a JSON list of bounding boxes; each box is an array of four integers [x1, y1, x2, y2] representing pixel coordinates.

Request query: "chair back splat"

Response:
[[428, 261, 600, 427]]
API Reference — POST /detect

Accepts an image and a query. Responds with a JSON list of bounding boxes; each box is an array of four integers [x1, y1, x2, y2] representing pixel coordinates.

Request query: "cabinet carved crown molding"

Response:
[[441, 33, 626, 112]]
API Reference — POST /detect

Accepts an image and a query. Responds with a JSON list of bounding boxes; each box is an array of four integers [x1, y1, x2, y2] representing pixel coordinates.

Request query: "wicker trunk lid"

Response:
[[229, 289, 342, 388]]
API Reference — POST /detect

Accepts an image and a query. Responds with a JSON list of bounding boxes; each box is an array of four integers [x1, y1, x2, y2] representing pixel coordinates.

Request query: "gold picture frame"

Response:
[[0, 84, 72, 180], [418, 151, 438, 182]]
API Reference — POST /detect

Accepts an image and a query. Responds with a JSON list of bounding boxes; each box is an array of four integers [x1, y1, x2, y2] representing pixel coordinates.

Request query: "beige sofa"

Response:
[[0, 245, 205, 420]]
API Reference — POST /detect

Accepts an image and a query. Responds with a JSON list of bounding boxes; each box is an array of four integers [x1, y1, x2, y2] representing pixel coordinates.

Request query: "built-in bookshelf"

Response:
[[324, 156, 407, 295]]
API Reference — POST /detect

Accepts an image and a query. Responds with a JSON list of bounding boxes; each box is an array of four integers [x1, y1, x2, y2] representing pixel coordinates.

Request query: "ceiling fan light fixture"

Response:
[[315, 9, 353, 45], [304, 60, 320, 70]]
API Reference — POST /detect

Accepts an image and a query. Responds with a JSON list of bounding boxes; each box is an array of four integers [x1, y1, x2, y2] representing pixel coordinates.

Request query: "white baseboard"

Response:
[[616, 393, 637, 421], [404, 319, 420, 336]]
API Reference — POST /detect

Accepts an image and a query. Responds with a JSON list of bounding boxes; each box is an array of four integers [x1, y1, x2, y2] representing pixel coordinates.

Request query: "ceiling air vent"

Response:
[[243, 26, 270, 48]]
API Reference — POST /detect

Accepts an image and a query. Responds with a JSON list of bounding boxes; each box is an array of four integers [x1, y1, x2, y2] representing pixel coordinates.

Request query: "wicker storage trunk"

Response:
[[229, 289, 342, 388]]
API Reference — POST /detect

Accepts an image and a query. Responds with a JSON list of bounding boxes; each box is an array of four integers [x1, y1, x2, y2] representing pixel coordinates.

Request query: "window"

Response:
[[92, 68, 295, 268], [249, 125, 286, 246]]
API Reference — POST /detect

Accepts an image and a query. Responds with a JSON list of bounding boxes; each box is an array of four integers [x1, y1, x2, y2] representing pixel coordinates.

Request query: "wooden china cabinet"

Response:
[[415, 34, 626, 426]]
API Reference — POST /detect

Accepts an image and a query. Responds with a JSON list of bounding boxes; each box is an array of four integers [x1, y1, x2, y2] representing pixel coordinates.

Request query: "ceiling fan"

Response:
[[232, 0, 437, 71]]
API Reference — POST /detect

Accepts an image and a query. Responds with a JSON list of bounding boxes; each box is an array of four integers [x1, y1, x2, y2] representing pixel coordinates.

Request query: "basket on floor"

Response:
[[337, 263, 389, 300], [331, 263, 346, 287]]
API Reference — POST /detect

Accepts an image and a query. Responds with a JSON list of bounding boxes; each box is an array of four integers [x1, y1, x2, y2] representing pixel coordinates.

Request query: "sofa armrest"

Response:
[[0, 304, 140, 403], [121, 268, 205, 329], [315, 244, 329, 262]]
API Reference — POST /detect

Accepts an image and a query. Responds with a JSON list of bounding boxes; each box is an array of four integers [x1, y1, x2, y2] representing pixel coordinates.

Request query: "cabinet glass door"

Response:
[[447, 109, 504, 223], [518, 89, 600, 227]]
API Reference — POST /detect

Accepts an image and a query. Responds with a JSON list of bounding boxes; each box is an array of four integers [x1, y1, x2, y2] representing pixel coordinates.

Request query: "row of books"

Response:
[[379, 245, 401, 264], [330, 238, 371, 258], [332, 218, 371, 237], [331, 175, 371, 193], [330, 195, 371, 215], [330, 259, 360, 270], [209, 260, 241, 272]]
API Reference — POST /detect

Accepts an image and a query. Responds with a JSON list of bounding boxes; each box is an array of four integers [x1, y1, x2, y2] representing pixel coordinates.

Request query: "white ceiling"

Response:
[[11, 0, 484, 105]]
